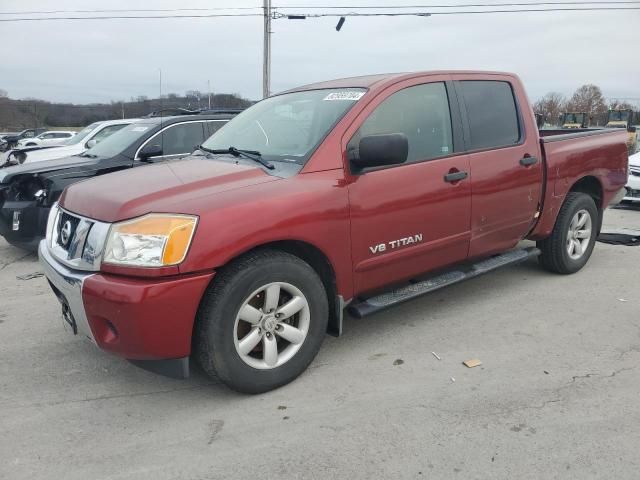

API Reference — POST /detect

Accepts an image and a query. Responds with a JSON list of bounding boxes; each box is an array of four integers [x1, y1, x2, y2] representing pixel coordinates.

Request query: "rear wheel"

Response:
[[537, 192, 598, 274], [195, 249, 328, 393]]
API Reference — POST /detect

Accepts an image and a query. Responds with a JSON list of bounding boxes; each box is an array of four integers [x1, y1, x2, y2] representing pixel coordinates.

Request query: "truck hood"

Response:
[[60, 157, 281, 223], [0, 155, 96, 184]]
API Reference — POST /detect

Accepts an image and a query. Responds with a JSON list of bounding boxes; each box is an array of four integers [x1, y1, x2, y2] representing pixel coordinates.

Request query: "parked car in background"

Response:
[[623, 150, 640, 203], [1, 119, 137, 167], [16, 130, 76, 148], [0, 128, 48, 150], [37, 71, 628, 393], [0, 111, 238, 250]]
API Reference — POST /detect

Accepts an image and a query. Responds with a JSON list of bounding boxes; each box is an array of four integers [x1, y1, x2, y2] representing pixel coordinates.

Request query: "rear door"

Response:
[[345, 77, 472, 294], [452, 76, 542, 257]]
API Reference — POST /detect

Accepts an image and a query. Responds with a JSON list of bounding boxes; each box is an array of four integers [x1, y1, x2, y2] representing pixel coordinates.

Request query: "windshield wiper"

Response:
[[203, 146, 274, 170], [78, 152, 98, 158]]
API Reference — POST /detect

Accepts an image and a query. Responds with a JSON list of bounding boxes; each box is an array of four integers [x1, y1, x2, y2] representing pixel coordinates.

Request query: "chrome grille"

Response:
[[47, 204, 111, 271]]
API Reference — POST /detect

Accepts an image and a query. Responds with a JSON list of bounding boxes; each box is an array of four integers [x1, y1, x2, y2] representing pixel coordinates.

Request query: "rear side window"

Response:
[[459, 81, 520, 150], [206, 120, 227, 138], [350, 82, 453, 164], [160, 122, 205, 156]]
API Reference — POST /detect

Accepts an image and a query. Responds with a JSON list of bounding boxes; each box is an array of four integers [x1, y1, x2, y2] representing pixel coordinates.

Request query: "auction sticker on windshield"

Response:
[[324, 91, 365, 101]]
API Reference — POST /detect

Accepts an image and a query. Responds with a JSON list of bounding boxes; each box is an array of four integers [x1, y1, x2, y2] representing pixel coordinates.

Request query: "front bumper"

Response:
[[39, 240, 215, 375], [623, 170, 640, 202]]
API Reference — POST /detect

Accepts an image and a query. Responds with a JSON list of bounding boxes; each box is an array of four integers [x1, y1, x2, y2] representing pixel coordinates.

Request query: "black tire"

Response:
[[537, 192, 598, 274], [194, 249, 328, 394]]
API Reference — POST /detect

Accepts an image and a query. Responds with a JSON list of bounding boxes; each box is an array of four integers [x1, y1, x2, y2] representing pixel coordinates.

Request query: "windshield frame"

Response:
[[84, 122, 157, 159], [62, 122, 102, 146], [201, 87, 368, 166]]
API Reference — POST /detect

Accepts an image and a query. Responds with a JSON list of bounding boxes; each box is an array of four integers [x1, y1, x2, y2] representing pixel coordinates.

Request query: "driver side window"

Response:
[[349, 82, 453, 164]]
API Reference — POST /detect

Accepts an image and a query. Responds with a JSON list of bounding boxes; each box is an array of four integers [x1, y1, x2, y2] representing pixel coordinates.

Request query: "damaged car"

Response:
[[0, 111, 238, 250]]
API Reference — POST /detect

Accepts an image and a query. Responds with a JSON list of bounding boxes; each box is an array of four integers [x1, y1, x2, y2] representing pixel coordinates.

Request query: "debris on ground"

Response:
[[450, 377, 456, 382], [618, 298, 628, 302], [16, 272, 44, 281], [463, 359, 482, 368], [431, 352, 441, 360], [393, 358, 404, 365]]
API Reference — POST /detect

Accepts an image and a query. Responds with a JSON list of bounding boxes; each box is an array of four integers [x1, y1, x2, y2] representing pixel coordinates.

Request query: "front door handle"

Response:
[[444, 171, 468, 183], [520, 156, 538, 167]]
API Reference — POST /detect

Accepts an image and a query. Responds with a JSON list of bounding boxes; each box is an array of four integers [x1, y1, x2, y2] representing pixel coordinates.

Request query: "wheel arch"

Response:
[[568, 175, 603, 233], [206, 239, 343, 338], [568, 175, 603, 208]]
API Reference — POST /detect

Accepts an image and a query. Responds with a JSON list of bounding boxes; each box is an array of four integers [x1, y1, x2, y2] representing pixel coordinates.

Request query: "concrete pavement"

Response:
[[1, 207, 639, 480]]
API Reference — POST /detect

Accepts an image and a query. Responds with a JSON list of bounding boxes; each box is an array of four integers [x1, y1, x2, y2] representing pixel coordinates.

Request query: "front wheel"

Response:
[[195, 250, 328, 393], [537, 192, 598, 274]]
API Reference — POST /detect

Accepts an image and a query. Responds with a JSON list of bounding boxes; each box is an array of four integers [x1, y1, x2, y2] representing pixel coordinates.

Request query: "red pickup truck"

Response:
[[39, 71, 628, 393]]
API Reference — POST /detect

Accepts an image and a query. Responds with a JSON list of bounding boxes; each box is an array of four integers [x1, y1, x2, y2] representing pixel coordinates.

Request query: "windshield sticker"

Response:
[[131, 127, 149, 132], [323, 91, 365, 101]]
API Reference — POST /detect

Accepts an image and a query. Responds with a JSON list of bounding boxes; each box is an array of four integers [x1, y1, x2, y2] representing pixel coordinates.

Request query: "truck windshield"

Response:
[[63, 122, 101, 145], [608, 111, 630, 122], [564, 114, 584, 123], [201, 88, 366, 164], [84, 123, 155, 158]]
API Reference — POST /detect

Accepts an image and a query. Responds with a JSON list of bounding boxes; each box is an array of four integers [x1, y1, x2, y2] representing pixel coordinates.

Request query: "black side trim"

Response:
[[348, 247, 541, 318], [129, 357, 190, 379]]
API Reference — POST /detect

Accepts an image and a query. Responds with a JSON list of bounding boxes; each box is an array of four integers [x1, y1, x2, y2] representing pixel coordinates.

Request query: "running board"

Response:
[[348, 247, 541, 318]]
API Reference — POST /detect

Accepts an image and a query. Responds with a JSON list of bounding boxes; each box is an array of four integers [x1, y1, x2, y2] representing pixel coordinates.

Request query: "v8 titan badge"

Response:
[[369, 233, 423, 254]]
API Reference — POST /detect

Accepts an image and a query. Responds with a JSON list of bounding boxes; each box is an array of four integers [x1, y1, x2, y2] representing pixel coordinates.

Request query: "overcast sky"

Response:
[[0, 0, 638, 105]]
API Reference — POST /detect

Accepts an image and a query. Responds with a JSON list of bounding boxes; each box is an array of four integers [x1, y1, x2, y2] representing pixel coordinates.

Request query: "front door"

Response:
[[345, 79, 472, 295]]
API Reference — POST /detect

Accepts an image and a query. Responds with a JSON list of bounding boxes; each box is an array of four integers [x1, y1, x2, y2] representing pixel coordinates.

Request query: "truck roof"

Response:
[[284, 70, 517, 94]]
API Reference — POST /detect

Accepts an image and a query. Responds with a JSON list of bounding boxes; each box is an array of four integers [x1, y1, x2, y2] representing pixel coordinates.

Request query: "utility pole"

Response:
[[263, 0, 271, 99], [207, 80, 211, 109]]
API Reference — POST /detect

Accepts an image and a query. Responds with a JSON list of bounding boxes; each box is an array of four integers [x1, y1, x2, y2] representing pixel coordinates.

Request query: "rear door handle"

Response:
[[520, 156, 538, 166], [444, 171, 468, 183]]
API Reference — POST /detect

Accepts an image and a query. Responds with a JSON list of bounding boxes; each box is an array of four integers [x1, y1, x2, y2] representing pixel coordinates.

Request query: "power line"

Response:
[[0, 5, 638, 22], [277, 6, 640, 17], [0, 13, 263, 22], [2, 1, 638, 15], [0, 7, 263, 15], [277, 1, 640, 7]]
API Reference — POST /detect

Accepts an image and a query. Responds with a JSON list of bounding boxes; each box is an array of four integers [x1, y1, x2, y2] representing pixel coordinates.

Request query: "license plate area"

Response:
[[47, 279, 78, 335]]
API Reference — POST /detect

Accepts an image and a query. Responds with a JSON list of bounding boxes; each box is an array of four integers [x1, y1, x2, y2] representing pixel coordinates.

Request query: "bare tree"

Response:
[[0, 88, 7, 98], [533, 92, 566, 126], [565, 84, 608, 125], [608, 100, 634, 111]]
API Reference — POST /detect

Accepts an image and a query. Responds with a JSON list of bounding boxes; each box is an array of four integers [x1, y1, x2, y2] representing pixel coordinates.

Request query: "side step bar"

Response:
[[348, 247, 541, 318]]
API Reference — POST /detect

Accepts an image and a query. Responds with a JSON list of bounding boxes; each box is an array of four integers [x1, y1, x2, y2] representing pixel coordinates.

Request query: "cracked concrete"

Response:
[[1, 207, 639, 480]]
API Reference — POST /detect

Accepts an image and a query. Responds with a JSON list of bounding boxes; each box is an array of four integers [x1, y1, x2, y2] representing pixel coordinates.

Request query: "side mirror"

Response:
[[138, 144, 163, 161], [85, 139, 97, 149], [628, 126, 637, 133], [351, 133, 409, 170]]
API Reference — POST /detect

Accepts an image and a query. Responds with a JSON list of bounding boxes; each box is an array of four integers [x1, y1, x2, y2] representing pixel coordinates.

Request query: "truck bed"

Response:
[[527, 127, 629, 240]]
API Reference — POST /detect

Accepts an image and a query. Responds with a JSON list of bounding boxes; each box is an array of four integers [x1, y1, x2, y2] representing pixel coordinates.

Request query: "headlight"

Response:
[[103, 214, 198, 267]]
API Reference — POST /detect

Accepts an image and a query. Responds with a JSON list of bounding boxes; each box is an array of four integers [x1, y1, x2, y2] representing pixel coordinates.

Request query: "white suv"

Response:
[[17, 131, 76, 148], [10, 119, 141, 165]]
